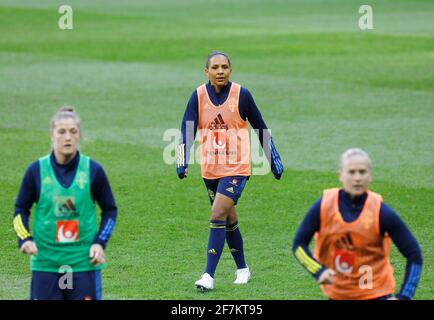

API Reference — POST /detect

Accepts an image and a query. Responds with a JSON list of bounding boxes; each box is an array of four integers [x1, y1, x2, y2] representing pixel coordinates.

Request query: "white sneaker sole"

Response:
[[195, 284, 212, 292], [234, 278, 250, 285]]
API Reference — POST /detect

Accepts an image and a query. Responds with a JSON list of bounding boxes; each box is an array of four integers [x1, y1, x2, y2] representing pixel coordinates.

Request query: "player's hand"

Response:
[[89, 244, 105, 266], [177, 166, 188, 179], [317, 268, 336, 285], [20, 240, 38, 256]]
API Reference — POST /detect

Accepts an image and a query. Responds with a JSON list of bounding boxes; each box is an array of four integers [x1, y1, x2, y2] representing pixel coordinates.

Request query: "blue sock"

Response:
[[226, 221, 247, 269], [205, 220, 227, 278]]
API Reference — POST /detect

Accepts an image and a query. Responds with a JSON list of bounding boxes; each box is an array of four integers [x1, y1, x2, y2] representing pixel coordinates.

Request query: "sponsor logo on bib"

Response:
[[56, 220, 79, 243]]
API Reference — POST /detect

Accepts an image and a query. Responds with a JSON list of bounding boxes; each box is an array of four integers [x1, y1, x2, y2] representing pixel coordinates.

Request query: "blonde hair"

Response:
[[50, 106, 81, 133], [340, 148, 372, 170]]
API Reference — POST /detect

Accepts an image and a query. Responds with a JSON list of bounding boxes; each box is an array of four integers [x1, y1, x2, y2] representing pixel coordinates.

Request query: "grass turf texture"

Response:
[[0, 0, 433, 299]]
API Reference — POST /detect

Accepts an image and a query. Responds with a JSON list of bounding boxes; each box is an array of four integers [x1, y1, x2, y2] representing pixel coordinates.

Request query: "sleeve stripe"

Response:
[[177, 145, 180, 167], [295, 248, 317, 273], [273, 152, 283, 172], [14, 216, 31, 240], [13, 215, 31, 240], [13, 218, 24, 240], [401, 264, 422, 298], [99, 218, 115, 241], [269, 139, 283, 172], [272, 146, 283, 172], [177, 144, 185, 168], [295, 246, 322, 274], [181, 144, 184, 167], [16, 215, 31, 239], [296, 247, 321, 274]]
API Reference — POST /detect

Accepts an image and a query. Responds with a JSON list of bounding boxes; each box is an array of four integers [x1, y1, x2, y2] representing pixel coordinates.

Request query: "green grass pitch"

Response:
[[0, 0, 433, 299]]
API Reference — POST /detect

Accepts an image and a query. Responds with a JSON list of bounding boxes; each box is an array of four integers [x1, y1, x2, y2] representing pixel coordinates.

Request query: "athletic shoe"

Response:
[[195, 273, 214, 291], [234, 267, 251, 284]]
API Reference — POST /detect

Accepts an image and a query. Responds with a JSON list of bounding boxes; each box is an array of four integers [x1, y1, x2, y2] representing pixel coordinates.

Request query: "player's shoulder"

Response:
[[380, 201, 398, 217], [28, 159, 40, 169], [379, 201, 403, 228], [88, 158, 110, 184], [310, 197, 323, 213], [89, 158, 105, 172], [19, 159, 41, 185], [188, 88, 199, 104], [193, 83, 207, 94], [237, 84, 251, 96], [237, 85, 255, 105], [26, 160, 40, 176]]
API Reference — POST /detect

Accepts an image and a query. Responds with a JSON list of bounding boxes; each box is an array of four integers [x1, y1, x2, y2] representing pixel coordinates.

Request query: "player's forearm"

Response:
[[260, 133, 284, 177], [397, 261, 422, 300], [179, 119, 197, 167], [13, 210, 32, 247], [179, 92, 199, 167], [293, 244, 326, 279], [91, 162, 118, 249], [396, 248, 423, 299], [268, 137, 283, 166], [293, 201, 323, 278], [380, 205, 423, 299], [94, 209, 117, 248]]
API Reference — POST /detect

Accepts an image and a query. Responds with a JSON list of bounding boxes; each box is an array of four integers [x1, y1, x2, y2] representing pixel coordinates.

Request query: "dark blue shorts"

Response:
[[203, 175, 249, 205], [30, 270, 102, 300]]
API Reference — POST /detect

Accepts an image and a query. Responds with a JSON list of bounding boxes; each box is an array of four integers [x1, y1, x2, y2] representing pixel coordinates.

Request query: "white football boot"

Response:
[[195, 273, 214, 291], [234, 266, 251, 284]]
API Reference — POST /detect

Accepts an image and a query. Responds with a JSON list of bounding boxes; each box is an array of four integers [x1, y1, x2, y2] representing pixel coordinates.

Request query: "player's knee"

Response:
[[211, 206, 229, 220], [227, 216, 237, 225]]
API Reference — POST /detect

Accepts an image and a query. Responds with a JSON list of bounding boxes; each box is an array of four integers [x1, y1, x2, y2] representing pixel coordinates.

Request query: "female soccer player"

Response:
[[293, 148, 422, 300], [13, 107, 117, 300], [177, 51, 284, 291]]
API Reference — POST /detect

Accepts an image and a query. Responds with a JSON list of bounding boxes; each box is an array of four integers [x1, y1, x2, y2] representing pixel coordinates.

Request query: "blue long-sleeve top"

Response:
[[14, 152, 117, 249], [293, 189, 422, 300], [179, 81, 275, 167]]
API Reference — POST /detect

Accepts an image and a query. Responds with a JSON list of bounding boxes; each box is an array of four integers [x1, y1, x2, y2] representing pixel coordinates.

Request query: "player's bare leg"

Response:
[[227, 206, 238, 225], [211, 192, 234, 221]]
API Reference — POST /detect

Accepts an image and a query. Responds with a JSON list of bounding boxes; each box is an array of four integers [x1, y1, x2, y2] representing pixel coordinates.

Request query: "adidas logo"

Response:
[[208, 249, 217, 255], [209, 113, 228, 130], [230, 248, 239, 253], [226, 187, 234, 194], [57, 198, 77, 216]]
